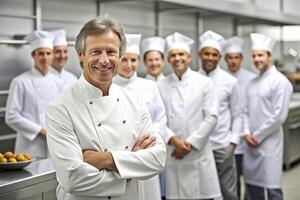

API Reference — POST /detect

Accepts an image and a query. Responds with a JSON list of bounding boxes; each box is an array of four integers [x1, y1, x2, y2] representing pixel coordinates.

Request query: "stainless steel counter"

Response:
[[0, 158, 58, 200]]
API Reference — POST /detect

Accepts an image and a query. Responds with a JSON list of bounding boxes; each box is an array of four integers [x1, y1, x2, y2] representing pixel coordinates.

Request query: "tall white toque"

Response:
[[51, 29, 67, 46], [224, 36, 244, 54], [141, 36, 165, 55], [250, 33, 276, 54], [199, 30, 226, 55], [125, 34, 142, 55], [25, 30, 54, 52], [166, 32, 194, 54]]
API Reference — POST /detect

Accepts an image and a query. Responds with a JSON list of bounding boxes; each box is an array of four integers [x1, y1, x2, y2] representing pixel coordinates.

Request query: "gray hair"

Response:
[[75, 15, 126, 68]]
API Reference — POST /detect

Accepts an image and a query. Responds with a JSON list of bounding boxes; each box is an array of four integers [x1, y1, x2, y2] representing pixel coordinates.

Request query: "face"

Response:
[[198, 47, 222, 74], [144, 51, 164, 78], [118, 53, 139, 78], [52, 45, 68, 72], [168, 49, 191, 77], [80, 30, 120, 88], [252, 50, 272, 74], [32, 47, 53, 75], [225, 53, 243, 73]]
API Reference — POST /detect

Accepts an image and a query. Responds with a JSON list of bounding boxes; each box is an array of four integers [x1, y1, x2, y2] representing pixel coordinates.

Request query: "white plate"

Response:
[[0, 158, 35, 170]]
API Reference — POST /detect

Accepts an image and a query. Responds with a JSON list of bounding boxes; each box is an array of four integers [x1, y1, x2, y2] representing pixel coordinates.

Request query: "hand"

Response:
[[132, 134, 156, 152], [82, 149, 118, 172], [170, 137, 192, 159], [229, 143, 237, 150], [244, 134, 258, 148], [39, 128, 46, 138]]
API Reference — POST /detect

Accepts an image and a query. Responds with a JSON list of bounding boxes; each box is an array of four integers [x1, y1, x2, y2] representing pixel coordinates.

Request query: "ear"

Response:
[[78, 53, 84, 62]]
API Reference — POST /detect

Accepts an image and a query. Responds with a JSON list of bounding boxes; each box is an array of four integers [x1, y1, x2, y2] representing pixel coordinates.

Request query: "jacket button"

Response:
[[104, 149, 107, 152], [117, 98, 119, 102], [108, 196, 111, 199], [125, 146, 128, 150], [89, 101, 93, 105], [123, 120, 126, 124], [98, 123, 101, 127]]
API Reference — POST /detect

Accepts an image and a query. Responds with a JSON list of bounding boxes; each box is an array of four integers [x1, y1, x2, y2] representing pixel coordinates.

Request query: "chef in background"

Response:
[[243, 33, 293, 200], [198, 30, 243, 200], [158, 32, 221, 200], [142, 36, 166, 81], [224, 36, 256, 200], [141, 35, 167, 199], [113, 33, 168, 200], [50, 29, 77, 89], [5, 30, 62, 158]]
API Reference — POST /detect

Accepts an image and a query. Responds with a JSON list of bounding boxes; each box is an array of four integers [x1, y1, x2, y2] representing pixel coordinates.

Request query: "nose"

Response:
[[97, 53, 109, 65]]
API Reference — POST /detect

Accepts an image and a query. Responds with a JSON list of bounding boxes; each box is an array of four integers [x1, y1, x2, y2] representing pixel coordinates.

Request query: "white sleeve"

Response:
[[111, 99, 166, 179], [253, 80, 292, 143], [5, 79, 41, 141], [229, 82, 243, 145], [46, 103, 127, 197], [186, 79, 218, 151]]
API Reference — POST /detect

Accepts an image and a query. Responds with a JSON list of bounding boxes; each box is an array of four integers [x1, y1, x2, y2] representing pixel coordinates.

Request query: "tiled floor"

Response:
[[283, 162, 300, 200]]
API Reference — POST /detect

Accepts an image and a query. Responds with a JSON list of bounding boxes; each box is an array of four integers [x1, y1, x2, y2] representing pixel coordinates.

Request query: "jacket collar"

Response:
[[31, 67, 49, 77], [171, 67, 191, 82], [260, 65, 275, 78], [113, 72, 137, 86], [207, 65, 220, 78], [145, 73, 165, 81], [78, 74, 117, 98]]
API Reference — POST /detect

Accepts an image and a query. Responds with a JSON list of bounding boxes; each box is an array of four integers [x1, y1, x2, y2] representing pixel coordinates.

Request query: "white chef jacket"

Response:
[[145, 73, 165, 81], [5, 68, 62, 157], [206, 66, 243, 150], [243, 66, 293, 188], [46, 75, 166, 200], [50, 67, 77, 90], [230, 68, 256, 154], [158, 68, 221, 199], [113, 73, 167, 200]]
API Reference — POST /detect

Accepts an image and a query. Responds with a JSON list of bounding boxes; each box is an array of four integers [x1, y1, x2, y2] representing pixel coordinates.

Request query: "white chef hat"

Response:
[[251, 33, 276, 53], [166, 32, 194, 54], [25, 30, 54, 52], [125, 34, 142, 55], [141, 36, 166, 55], [224, 36, 244, 54], [199, 30, 226, 54], [51, 29, 67, 46]]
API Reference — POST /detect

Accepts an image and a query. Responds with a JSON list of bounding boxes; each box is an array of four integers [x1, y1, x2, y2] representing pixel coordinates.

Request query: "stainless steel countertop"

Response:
[[0, 158, 56, 194]]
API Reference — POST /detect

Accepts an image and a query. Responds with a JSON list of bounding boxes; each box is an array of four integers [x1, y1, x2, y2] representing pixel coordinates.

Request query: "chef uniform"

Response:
[[243, 33, 293, 200], [224, 36, 257, 199], [5, 31, 62, 157], [142, 37, 166, 82], [141, 36, 167, 198], [158, 32, 221, 200], [50, 29, 77, 90], [113, 34, 167, 200], [46, 75, 166, 200], [199, 30, 243, 200]]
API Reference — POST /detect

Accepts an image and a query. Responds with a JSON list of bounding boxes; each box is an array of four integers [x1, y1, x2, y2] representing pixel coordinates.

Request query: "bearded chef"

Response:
[[46, 16, 166, 200], [243, 33, 293, 200], [50, 29, 77, 90], [5, 30, 62, 157], [142, 36, 166, 81], [113, 33, 168, 200]]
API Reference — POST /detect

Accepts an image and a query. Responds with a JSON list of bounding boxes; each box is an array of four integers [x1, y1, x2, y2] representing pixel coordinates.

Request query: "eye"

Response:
[[107, 50, 117, 56], [90, 50, 100, 56]]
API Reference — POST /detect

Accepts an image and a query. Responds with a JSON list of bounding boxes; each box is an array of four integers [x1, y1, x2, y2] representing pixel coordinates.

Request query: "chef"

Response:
[[5, 30, 62, 158], [50, 29, 77, 89], [113, 33, 168, 200], [142, 36, 166, 81], [158, 32, 221, 200], [243, 33, 293, 200], [198, 30, 243, 200], [224, 36, 256, 200], [141, 35, 167, 199], [46, 16, 166, 200]]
